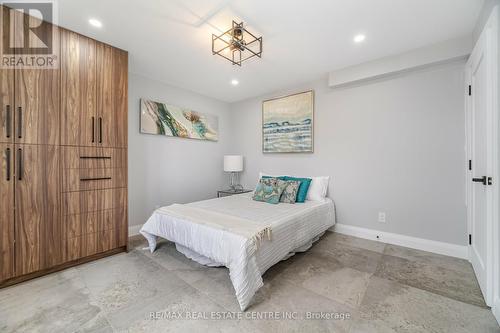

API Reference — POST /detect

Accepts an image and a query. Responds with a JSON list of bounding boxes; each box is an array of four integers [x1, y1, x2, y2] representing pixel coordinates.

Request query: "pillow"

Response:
[[259, 172, 329, 202], [261, 175, 310, 203], [260, 175, 292, 203], [282, 176, 312, 203], [259, 172, 280, 179], [256, 173, 280, 194], [306, 176, 330, 202], [279, 180, 300, 204], [253, 178, 288, 204], [261, 175, 286, 180], [259, 173, 312, 203]]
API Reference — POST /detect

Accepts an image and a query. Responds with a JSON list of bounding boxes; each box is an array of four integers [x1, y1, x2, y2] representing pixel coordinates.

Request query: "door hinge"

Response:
[[468, 85, 472, 96], [468, 160, 472, 171], [469, 234, 472, 245]]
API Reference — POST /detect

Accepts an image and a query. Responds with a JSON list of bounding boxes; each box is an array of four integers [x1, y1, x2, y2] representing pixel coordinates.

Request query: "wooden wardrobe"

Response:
[[0, 6, 128, 286]]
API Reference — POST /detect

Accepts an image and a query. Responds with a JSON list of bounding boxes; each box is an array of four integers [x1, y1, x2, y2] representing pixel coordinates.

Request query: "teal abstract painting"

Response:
[[140, 99, 218, 141]]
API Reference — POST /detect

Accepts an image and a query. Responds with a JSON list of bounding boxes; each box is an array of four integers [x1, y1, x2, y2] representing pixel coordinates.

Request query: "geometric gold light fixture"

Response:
[[212, 21, 263, 66]]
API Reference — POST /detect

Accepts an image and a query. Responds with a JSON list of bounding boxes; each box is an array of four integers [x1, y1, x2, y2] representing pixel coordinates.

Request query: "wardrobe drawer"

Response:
[[62, 147, 126, 168], [62, 187, 127, 260], [63, 168, 126, 192], [62, 188, 126, 217], [62, 147, 126, 191]]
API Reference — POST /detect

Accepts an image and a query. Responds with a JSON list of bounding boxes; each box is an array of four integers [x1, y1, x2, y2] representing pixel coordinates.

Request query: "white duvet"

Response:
[[140, 192, 335, 310]]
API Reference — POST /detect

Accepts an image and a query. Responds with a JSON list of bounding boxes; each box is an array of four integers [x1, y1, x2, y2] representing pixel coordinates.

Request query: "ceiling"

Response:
[[58, 0, 484, 103]]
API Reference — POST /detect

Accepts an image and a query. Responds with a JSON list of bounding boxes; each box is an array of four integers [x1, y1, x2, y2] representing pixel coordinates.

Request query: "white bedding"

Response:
[[140, 192, 335, 310]]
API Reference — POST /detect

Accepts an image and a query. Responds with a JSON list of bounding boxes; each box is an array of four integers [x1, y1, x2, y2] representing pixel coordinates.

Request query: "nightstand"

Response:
[[217, 189, 253, 198]]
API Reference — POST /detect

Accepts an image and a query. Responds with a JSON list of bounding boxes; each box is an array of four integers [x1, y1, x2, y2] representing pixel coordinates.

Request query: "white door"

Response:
[[466, 9, 498, 307], [469, 43, 489, 300]]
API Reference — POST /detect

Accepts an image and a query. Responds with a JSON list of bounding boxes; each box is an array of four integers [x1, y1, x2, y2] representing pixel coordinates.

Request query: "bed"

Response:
[[140, 192, 336, 310]]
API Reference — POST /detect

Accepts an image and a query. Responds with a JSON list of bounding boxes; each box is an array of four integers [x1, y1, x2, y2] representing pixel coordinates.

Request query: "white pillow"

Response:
[[258, 172, 329, 202], [306, 176, 330, 202]]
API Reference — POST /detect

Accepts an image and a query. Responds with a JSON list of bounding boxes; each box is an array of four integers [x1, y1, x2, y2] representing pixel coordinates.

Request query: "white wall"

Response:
[[128, 53, 468, 247], [473, 0, 500, 43], [229, 61, 467, 246], [128, 73, 232, 227]]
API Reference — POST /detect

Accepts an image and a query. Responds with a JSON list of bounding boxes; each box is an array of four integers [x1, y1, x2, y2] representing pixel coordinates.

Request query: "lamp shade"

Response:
[[224, 155, 243, 172]]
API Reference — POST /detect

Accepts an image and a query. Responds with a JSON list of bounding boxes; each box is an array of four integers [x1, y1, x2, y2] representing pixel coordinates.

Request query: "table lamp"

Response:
[[224, 155, 243, 191]]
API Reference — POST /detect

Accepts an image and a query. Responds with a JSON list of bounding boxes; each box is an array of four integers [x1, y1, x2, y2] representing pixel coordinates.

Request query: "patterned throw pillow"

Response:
[[282, 176, 312, 203], [253, 178, 288, 204], [280, 180, 300, 203]]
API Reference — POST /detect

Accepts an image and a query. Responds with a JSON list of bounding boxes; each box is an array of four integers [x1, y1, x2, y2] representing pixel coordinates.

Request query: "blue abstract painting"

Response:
[[262, 90, 314, 153]]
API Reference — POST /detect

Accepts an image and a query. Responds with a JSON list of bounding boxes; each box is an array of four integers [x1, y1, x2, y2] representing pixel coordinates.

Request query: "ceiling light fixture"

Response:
[[212, 21, 263, 66], [88, 18, 102, 28], [353, 34, 366, 43], [231, 79, 239, 86]]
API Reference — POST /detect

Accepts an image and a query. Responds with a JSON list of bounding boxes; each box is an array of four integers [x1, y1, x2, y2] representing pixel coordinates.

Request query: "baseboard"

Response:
[[130, 222, 467, 258], [333, 223, 468, 259], [129, 224, 142, 237]]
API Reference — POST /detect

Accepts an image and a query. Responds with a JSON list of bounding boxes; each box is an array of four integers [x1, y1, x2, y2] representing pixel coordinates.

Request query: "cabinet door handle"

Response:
[[79, 156, 111, 160], [80, 177, 111, 182], [5, 105, 11, 138], [17, 107, 22, 139], [17, 148, 22, 181], [5, 148, 10, 181], [91, 116, 95, 143], [99, 117, 103, 143]]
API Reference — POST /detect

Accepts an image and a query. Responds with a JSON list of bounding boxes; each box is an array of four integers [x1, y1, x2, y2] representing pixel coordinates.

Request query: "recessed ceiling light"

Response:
[[353, 34, 366, 43], [231, 79, 239, 86], [88, 18, 102, 28]]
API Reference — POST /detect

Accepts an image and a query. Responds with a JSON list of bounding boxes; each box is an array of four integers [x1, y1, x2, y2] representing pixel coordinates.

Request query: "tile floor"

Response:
[[0, 232, 499, 332]]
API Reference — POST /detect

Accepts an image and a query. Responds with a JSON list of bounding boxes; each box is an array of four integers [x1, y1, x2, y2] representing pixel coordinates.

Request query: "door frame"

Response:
[[465, 7, 499, 309]]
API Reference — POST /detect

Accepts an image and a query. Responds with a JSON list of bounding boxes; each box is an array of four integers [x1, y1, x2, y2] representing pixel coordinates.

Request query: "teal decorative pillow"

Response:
[[280, 180, 300, 203], [253, 178, 287, 204], [262, 175, 286, 181], [282, 176, 312, 203]]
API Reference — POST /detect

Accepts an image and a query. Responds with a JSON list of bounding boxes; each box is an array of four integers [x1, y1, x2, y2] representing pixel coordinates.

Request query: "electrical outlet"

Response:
[[378, 212, 386, 223]]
